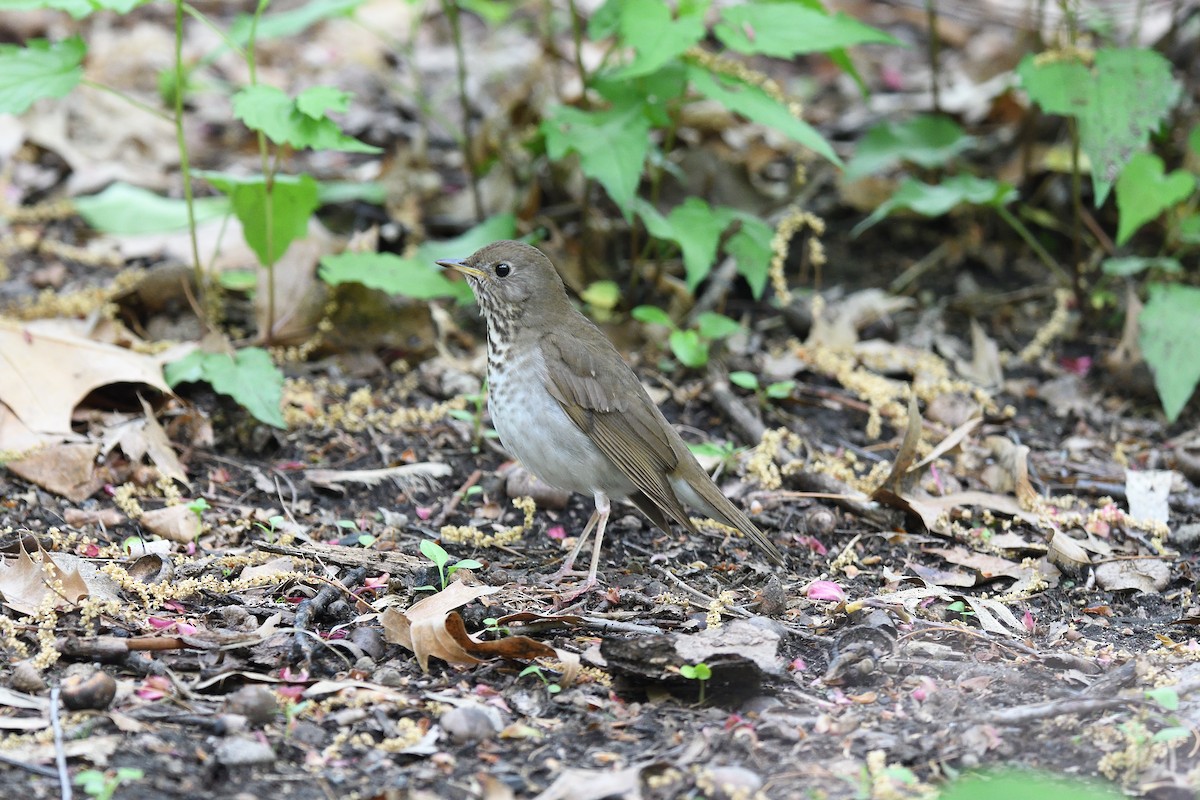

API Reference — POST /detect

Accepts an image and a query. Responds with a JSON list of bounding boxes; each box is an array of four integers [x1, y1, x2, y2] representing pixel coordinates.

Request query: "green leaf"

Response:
[[319, 252, 473, 302], [229, 0, 364, 44], [233, 85, 380, 154], [1114, 152, 1195, 245], [581, 280, 621, 311], [588, 0, 623, 39], [687, 66, 840, 166], [1179, 214, 1200, 245], [1100, 256, 1183, 277], [1145, 686, 1180, 711], [941, 770, 1122, 800], [670, 329, 709, 367], [714, 4, 896, 58], [6, 0, 150, 18], [317, 180, 387, 205], [0, 37, 85, 115], [451, 559, 484, 571], [631, 305, 675, 328], [459, 0, 517, 24], [665, 199, 734, 290], [616, 0, 705, 79], [164, 348, 285, 429], [321, 214, 515, 302], [1190, 125, 1200, 158], [1153, 726, 1191, 743], [199, 172, 321, 267], [765, 381, 794, 399], [1140, 283, 1200, 422], [75, 182, 230, 234], [1018, 49, 1182, 205], [421, 213, 518, 263], [729, 371, 759, 391], [542, 105, 650, 216], [695, 312, 741, 341], [725, 214, 774, 299], [420, 539, 450, 568], [853, 175, 1016, 235], [594, 63, 688, 128], [845, 115, 974, 180]]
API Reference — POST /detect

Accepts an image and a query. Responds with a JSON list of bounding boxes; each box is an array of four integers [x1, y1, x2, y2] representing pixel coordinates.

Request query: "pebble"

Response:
[[11, 661, 46, 693], [214, 736, 275, 767], [440, 704, 502, 743]]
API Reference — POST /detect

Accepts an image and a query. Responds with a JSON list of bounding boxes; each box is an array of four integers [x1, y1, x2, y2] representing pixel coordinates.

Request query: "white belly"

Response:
[[488, 347, 634, 499]]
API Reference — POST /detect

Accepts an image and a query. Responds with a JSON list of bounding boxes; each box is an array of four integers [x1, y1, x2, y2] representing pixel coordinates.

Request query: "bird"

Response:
[[436, 241, 785, 593]]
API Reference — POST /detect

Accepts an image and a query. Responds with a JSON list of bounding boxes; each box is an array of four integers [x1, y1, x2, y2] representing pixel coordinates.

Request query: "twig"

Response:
[[431, 468, 482, 529], [291, 566, 367, 667], [50, 686, 72, 800], [707, 366, 766, 444], [0, 752, 59, 778]]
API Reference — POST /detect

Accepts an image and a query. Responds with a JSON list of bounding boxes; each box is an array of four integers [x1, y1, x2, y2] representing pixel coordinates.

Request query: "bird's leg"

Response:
[[551, 505, 601, 579], [551, 493, 610, 599]]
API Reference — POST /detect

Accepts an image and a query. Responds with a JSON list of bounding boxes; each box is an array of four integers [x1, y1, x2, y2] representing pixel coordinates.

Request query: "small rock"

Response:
[[503, 465, 571, 509], [224, 685, 277, 727], [350, 626, 385, 661], [440, 704, 502, 743], [11, 661, 46, 693], [214, 736, 275, 767], [374, 666, 404, 687], [61, 670, 117, 710], [1171, 523, 1200, 549]]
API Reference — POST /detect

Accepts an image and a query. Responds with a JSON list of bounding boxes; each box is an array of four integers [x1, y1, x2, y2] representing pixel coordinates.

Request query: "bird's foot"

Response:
[[553, 575, 599, 606]]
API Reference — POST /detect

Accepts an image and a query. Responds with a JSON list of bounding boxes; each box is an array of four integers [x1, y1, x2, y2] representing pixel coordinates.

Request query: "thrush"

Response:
[[437, 241, 786, 592]]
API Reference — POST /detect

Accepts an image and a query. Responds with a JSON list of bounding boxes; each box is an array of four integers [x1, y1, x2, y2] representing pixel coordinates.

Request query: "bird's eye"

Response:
[[494, 262, 511, 278]]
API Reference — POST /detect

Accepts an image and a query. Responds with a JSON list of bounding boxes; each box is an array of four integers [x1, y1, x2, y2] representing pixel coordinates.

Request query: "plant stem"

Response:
[[443, 0, 484, 223], [925, 0, 941, 113], [996, 205, 1069, 283], [173, 0, 208, 333], [246, 0, 278, 343]]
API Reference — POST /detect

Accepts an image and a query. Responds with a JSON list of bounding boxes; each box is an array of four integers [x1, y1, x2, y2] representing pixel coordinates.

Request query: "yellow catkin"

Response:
[[1015, 288, 1073, 364]]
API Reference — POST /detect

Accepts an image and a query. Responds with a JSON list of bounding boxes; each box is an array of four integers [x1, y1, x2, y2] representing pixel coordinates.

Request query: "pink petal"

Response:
[[546, 526, 567, 541], [805, 581, 846, 602]]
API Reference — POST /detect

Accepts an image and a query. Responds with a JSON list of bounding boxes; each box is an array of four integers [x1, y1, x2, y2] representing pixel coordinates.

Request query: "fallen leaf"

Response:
[[5, 442, 105, 502], [0, 318, 175, 435], [141, 505, 201, 544], [0, 545, 92, 615]]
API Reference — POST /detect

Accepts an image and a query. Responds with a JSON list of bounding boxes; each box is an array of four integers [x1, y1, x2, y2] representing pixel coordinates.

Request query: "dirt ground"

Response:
[[2, 2, 1200, 799]]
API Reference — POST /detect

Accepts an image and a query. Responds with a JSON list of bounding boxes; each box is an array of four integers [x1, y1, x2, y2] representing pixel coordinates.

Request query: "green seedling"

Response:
[[415, 540, 483, 592], [631, 307, 743, 369], [519, 664, 561, 695], [186, 497, 210, 518], [253, 514, 286, 541], [448, 380, 499, 452], [729, 371, 795, 405], [482, 617, 509, 637], [679, 662, 712, 704], [75, 768, 144, 800]]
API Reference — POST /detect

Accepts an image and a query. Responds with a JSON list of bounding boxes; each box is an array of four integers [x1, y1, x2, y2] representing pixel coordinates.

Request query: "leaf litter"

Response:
[[1, 2, 1199, 799]]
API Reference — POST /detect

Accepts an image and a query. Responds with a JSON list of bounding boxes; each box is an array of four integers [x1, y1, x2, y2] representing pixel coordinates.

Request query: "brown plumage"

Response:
[[437, 241, 785, 592]]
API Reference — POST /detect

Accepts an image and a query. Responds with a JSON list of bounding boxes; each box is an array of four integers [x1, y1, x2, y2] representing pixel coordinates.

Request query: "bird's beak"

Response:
[[435, 258, 486, 279]]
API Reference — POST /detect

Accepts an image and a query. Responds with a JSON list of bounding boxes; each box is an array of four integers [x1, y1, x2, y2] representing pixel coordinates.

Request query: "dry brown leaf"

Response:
[[240, 557, 295, 583], [0, 401, 57, 455], [0, 318, 175, 435], [926, 547, 1029, 581], [0, 545, 92, 615], [305, 462, 452, 493], [5, 442, 105, 502], [379, 582, 563, 672], [382, 582, 500, 671], [255, 222, 336, 346], [532, 765, 644, 800], [137, 395, 189, 487], [63, 508, 125, 528], [141, 504, 201, 544]]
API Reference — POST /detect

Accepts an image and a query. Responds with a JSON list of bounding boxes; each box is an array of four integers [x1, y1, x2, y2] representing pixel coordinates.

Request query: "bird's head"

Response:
[[436, 240, 568, 321]]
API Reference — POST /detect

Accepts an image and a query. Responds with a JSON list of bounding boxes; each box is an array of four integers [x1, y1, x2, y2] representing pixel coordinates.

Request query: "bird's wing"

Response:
[[541, 327, 695, 531]]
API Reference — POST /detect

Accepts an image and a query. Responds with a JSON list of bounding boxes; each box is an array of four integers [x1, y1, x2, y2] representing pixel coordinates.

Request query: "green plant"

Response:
[[447, 379, 499, 453], [678, 661, 712, 703], [519, 664, 561, 695], [481, 617, 509, 637], [729, 370, 795, 406], [414, 540, 483, 592], [253, 514, 286, 541], [939, 768, 1121, 800], [185, 497, 210, 518], [74, 767, 144, 800], [631, 306, 742, 368]]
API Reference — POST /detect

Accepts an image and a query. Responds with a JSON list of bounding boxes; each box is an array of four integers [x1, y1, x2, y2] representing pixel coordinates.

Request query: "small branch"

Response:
[[50, 686, 72, 800]]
